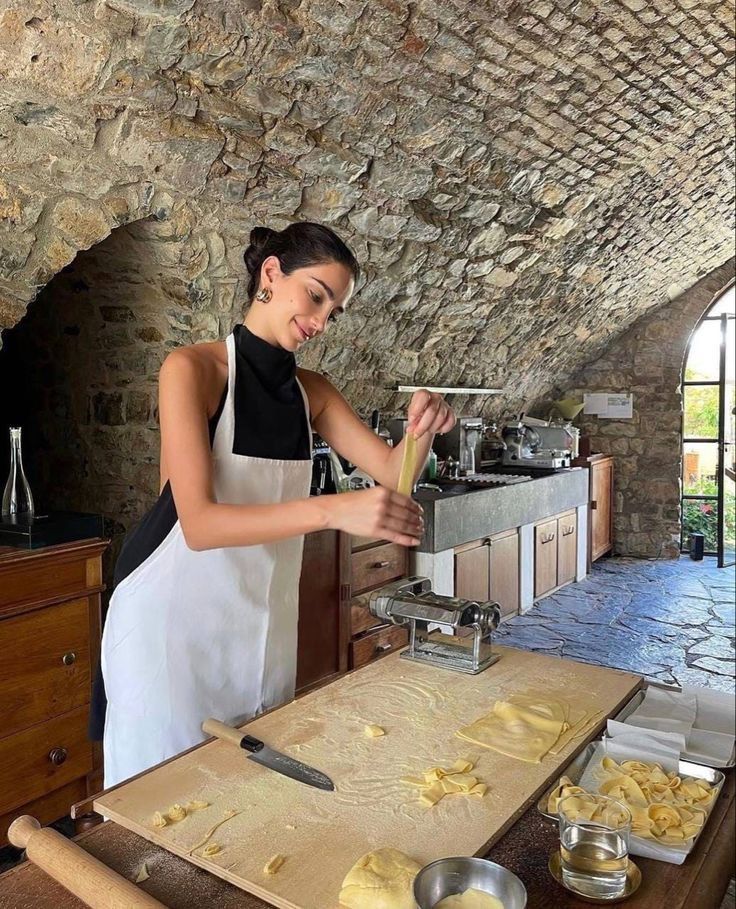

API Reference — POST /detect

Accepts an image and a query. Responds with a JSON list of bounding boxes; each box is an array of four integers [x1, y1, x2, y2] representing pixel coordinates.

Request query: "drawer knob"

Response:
[[49, 747, 68, 766], [371, 560, 391, 569], [62, 651, 77, 666], [375, 642, 392, 653]]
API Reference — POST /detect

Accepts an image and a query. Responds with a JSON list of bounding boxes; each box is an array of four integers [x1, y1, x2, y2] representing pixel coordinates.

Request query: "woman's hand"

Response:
[[321, 487, 424, 547], [407, 390, 456, 440]]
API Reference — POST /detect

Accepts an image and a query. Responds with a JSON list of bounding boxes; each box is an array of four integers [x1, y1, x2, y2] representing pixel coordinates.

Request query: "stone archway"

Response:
[[565, 260, 736, 559], [0, 202, 243, 579], [1, 183, 158, 334]]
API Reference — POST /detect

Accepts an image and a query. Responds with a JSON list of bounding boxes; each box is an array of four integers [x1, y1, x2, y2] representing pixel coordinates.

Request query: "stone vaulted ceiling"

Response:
[[0, 0, 734, 417]]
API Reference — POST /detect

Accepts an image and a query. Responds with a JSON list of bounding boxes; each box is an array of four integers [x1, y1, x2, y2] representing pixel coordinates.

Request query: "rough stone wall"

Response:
[[550, 260, 735, 560], [1, 0, 734, 415]]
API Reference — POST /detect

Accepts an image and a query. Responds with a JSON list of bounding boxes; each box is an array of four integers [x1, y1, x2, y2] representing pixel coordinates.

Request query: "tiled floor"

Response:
[[497, 556, 735, 693], [2, 556, 734, 900]]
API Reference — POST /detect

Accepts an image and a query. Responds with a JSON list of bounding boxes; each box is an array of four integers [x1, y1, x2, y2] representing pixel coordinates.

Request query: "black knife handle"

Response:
[[240, 735, 264, 753]]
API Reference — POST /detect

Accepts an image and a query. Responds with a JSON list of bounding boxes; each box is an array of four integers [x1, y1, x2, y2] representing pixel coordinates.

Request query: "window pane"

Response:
[[709, 286, 735, 318], [683, 385, 719, 439], [683, 442, 719, 494], [724, 462, 735, 564], [684, 319, 722, 381], [682, 498, 719, 552]]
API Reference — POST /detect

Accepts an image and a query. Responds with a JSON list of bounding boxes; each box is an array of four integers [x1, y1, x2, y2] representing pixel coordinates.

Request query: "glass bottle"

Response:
[[2, 427, 34, 519]]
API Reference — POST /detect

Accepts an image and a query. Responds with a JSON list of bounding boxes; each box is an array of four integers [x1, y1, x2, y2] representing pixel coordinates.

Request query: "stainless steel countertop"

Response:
[[413, 468, 589, 553]]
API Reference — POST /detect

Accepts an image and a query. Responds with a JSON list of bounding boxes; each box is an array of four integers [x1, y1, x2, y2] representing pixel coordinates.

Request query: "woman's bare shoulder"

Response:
[[162, 340, 227, 378], [297, 368, 340, 420]]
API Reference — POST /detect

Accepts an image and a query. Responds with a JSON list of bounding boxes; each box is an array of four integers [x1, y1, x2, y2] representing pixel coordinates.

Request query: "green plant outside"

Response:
[[682, 476, 736, 552]]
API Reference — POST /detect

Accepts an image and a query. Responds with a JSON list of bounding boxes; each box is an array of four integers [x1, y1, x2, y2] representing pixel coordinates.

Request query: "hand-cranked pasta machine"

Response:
[[369, 577, 502, 674]]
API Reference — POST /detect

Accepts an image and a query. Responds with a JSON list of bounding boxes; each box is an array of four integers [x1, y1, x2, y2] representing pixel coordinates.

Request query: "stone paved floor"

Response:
[[497, 556, 735, 693]]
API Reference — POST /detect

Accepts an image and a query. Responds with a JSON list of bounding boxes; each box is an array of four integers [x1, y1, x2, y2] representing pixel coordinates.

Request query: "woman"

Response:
[[98, 222, 455, 787]]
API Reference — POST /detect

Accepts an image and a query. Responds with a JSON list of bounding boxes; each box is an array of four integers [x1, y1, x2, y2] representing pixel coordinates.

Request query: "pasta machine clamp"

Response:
[[369, 577, 502, 674]]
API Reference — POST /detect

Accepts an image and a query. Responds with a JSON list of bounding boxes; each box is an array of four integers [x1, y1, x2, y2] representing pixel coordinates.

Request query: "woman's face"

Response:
[[253, 256, 355, 352]]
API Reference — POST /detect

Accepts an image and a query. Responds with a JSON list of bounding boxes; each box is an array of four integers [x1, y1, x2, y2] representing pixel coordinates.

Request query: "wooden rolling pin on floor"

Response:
[[8, 816, 167, 909]]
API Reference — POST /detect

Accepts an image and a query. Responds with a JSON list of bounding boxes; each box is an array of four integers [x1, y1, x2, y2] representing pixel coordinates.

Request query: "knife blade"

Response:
[[202, 718, 335, 791]]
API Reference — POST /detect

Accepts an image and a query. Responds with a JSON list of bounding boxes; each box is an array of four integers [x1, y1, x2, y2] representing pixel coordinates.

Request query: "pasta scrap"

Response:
[[264, 853, 286, 875], [167, 804, 187, 822], [401, 759, 488, 807]]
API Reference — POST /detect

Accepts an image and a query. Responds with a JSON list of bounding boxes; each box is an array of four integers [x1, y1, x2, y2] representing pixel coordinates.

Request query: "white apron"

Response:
[[102, 333, 312, 787]]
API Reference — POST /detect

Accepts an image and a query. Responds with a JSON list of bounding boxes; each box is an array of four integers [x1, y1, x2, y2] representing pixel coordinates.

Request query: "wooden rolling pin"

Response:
[[8, 815, 167, 909]]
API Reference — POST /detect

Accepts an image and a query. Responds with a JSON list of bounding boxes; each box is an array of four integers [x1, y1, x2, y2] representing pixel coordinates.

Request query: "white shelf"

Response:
[[396, 385, 504, 395]]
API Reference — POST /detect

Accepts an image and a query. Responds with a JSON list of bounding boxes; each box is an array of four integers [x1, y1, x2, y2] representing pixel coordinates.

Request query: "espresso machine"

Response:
[[432, 417, 485, 476]]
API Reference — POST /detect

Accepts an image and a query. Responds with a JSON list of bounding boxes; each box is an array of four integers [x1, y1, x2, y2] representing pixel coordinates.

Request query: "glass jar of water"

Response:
[[558, 793, 631, 899]]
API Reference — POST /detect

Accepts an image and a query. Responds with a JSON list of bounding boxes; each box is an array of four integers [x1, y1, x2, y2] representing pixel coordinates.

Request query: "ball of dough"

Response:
[[339, 847, 421, 909]]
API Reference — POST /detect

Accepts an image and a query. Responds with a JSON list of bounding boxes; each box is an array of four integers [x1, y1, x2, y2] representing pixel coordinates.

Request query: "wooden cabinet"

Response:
[[557, 513, 578, 586], [296, 529, 347, 694], [534, 519, 558, 598], [573, 454, 614, 565], [454, 540, 491, 603], [591, 457, 614, 561], [347, 536, 409, 670], [454, 529, 520, 619], [297, 531, 410, 687], [0, 538, 107, 845], [534, 510, 578, 599]]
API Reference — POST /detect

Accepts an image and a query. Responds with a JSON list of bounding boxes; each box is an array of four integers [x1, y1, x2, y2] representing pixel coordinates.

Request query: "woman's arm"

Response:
[[159, 350, 424, 550], [298, 369, 455, 489]]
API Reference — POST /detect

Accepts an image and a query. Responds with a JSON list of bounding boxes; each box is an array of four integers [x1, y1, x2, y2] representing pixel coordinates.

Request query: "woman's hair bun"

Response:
[[244, 227, 278, 275]]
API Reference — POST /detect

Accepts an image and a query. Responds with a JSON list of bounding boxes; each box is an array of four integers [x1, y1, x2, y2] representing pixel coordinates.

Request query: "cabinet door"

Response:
[[535, 519, 558, 598], [557, 512, 577, 587], [489, 531, 520, 617], [296, 529, 345, 693], [591, 460, 614, 560], [454, 540, 490, 601]]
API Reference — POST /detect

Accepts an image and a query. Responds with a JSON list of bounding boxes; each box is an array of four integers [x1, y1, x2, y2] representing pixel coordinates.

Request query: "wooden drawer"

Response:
[[351, 542, 408, 595], [350, 594, 384, 637], [0, 706, 93, 816], [351, 535, 386, 551], [0, 541, 105, 616], [350, 625, 409, 670], [0, 598, 91, 738]]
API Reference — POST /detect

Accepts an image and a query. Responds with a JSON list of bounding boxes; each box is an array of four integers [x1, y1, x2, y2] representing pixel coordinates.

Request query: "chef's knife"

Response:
[[202, 718, 335, 791]]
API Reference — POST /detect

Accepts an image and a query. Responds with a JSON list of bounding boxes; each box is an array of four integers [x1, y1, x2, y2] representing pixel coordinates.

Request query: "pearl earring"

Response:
[[255, 287, 272, 303]]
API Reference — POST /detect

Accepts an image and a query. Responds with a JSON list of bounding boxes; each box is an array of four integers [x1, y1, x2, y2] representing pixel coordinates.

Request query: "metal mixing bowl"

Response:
[[414, 856, 527, 909]]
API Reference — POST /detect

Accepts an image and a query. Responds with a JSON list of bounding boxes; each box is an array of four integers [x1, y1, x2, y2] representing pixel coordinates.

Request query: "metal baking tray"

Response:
[[613, 688, 736, 769], [536, 741, 725, 861]]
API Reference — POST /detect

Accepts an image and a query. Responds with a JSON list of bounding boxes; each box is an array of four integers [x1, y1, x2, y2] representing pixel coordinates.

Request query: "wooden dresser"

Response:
[[0, 538, 108, 844], [346, 536, 409, 670]]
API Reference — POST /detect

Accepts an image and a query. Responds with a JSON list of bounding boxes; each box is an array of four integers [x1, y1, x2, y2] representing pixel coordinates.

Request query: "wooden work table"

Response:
[[1, 768, 732, 909]]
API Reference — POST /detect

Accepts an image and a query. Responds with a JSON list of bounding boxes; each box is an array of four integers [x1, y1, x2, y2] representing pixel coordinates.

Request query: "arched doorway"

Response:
[[681, 284, 735, 567]]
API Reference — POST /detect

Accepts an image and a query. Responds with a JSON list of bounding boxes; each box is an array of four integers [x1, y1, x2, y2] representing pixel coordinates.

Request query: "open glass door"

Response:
[[682, 285, 735, 565], [718, 310, 735, 567]]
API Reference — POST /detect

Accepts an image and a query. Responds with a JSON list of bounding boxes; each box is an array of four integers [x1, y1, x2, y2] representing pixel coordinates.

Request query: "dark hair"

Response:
[[243, 222, 360, 300]]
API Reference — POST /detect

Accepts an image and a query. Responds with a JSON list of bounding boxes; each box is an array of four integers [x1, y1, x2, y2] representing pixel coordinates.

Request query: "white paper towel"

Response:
[[621, 685, 735, 768]]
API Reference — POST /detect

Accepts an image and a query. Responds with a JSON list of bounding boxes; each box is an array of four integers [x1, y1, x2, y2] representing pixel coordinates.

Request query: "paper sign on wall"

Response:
[[583, 393, 634, 419]]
